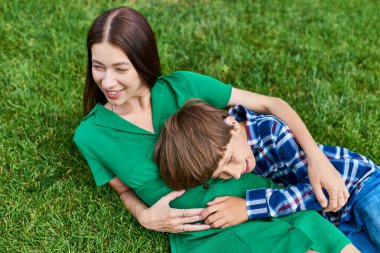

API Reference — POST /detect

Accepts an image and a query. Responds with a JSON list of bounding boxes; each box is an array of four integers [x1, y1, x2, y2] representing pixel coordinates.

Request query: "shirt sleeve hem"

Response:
[[246, 189, 270, 219]]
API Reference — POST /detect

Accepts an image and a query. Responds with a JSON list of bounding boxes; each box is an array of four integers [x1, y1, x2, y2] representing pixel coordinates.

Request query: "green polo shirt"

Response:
[[74, 71, 349, 253], [74, 71, 232, 205]]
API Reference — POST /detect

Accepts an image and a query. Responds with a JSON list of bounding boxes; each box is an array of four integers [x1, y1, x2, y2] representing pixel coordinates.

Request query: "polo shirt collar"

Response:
[[150, 82, 164, 134], [92, 104, 154, 135]]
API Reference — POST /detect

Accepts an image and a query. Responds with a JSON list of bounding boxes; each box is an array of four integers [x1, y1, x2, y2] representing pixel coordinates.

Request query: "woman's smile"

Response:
[[104, 88, 125, 99]]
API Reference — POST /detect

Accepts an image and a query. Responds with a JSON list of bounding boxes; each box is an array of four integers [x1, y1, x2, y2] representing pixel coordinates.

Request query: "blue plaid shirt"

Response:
[[228, 105, 379, 225]]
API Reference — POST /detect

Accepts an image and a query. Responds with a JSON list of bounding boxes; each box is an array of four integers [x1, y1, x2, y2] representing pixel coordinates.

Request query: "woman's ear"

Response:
[[224, 116, 240, 133]]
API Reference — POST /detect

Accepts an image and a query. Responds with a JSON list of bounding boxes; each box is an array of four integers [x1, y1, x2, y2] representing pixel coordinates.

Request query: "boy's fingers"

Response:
[[200, 205, 220, 219], [210, 217, 227, 228], [207, 215, 224, 228], [207, 196, 229, 206], [204, 210, 223, 225]]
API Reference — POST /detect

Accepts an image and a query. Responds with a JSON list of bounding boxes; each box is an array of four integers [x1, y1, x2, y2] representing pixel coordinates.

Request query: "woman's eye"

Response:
[[92, 65, 104, 70], [116, 68, 128, 73]]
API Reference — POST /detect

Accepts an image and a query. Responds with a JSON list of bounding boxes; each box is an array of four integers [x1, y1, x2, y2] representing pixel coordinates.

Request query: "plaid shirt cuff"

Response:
[[246, 189, 270, 219]]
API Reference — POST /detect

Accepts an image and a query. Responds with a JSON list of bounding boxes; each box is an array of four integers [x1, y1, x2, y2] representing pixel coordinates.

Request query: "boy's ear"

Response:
[[224, 116, 240, 133]]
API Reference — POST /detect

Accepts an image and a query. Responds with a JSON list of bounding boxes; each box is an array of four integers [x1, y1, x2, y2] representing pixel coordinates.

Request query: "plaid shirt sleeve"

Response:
[[245, 115, 323, 220], [246, 183, 322, 219]]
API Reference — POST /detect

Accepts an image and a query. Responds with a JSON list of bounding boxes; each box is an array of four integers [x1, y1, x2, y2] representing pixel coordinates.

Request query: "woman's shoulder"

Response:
[[158, 71, 217, 83], [157, 71, 229, 92], [73, 104, 102, 143], [154, 71, 231, 108]]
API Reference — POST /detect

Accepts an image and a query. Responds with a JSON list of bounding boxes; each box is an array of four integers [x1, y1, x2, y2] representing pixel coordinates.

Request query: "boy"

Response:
[[155, 99, 380, 252]]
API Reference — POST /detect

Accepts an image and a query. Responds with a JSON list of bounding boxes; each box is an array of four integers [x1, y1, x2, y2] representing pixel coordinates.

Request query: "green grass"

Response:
[[1, 0, 379, 252]]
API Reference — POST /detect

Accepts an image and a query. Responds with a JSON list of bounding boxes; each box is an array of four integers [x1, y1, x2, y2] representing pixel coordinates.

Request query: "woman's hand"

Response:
[[137, 190, 211, 233], [110, 178, 210, 233], [307, 150, 350, 212], [200, 196, 247, 228]]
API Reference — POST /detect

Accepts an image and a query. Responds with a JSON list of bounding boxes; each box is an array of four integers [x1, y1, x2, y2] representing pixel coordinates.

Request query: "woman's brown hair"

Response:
[[154, 99, 233, 190], [83, 7, 162, 115]]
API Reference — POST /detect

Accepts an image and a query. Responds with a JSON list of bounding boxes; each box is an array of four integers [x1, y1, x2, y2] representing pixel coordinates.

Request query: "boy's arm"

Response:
[[245, 183, 322, 219], [247, 120, 325, 219], [203, 118, 326, 226], [202, 182, 323, 227], [228, 88, 349, 211]]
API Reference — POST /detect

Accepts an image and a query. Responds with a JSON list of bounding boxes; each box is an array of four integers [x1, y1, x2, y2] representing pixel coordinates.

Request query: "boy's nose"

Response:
[[230, 167, 241, 179]]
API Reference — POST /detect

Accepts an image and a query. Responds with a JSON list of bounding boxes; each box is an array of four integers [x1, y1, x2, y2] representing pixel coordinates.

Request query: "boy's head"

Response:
[[154, 99, 255, 190]]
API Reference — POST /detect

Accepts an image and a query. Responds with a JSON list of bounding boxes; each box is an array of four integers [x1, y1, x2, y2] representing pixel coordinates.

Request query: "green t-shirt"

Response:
[[74, 71, 349, 253]]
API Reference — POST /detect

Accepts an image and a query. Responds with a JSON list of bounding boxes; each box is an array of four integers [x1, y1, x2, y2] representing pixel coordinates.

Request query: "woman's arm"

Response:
[[340, 244, 360, 253], [228, 87, 349, 211], [109, 177, 210, 233]]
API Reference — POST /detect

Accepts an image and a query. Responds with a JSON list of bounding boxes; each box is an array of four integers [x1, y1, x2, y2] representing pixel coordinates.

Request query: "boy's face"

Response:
[[212, 117, 256, 180]]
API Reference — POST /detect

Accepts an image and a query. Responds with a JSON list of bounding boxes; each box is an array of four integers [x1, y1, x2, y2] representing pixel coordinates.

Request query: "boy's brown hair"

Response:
[[154, 99, 233, 190]]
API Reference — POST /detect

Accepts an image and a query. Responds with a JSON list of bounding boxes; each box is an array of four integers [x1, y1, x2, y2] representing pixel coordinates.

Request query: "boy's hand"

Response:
[[200, 196, 248, 228]]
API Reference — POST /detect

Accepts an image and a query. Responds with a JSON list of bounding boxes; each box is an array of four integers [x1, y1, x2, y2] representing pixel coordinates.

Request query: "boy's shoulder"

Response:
[[229, 105, 289, 144], [229, 105, 286, 126]]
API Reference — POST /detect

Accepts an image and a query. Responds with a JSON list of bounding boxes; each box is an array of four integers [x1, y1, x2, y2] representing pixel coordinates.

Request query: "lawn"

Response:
[[0, 0, 379, 252]]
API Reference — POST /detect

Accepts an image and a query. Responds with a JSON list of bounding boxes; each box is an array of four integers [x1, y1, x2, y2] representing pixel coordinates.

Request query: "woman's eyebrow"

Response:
[[112, 61, 131, 66], [91, 59, 103, 65], [91, 59, 131, 66]]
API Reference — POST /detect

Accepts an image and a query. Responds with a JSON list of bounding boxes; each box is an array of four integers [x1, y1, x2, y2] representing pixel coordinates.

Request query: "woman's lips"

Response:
[[105, 89, 124, 99]]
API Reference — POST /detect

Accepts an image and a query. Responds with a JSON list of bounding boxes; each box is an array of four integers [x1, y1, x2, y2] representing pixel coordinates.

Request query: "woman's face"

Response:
[[91, 42, 149, 106]]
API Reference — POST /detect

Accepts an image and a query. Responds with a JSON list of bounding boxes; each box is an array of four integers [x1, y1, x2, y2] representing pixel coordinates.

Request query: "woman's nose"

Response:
[[102, 71, 116, 88]]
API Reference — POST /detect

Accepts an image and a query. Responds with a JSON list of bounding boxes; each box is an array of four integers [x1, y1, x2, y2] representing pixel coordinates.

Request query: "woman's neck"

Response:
[[111, 88, 151, 116], [111, 90, 155, 133]]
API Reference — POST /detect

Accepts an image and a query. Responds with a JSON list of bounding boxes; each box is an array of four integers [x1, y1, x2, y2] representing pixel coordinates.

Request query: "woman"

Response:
[[74, 6, 354, 252]]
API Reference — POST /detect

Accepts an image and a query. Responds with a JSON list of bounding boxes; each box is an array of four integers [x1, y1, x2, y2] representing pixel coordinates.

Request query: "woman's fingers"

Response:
[[160, 190, 185, 204], [311, 182, 328, 209], [323, 183, 350, 212], [307, 151, 350, 213], [182, 223, 211, 232], [331, 189, 350, 212], [170, 215, 211, 233], [173, 212, 204, 224], [143, 190, 211, 233], [324, 183, 339, 212]]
